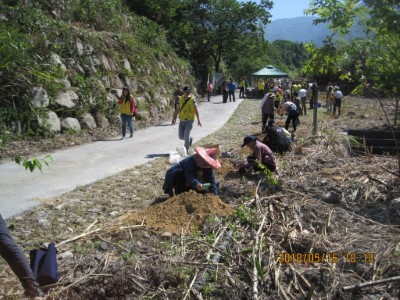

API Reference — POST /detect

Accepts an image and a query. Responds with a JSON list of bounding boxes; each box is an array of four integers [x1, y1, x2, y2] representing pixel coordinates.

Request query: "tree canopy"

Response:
[[304, 0, 400, 96], [127, 0, 274, 81]]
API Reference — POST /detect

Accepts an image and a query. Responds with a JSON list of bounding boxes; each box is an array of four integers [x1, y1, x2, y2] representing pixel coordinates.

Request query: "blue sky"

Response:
[[268, 0, 312, 20]]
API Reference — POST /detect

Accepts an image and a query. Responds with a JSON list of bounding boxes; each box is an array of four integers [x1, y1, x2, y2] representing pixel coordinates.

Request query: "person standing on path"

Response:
[[172, 86, 202, 151], [206, 81, 213, 102], [239, 78, 245, 98], [221, 80, 228, 103], [113, 87, 136, 140], [228, 79, 236, 102], [0, 213, 45, 298], [173, 83, 183, 111]]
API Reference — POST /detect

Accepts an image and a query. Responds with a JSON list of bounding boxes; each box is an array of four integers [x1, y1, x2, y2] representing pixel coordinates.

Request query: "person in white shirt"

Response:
[[333, 86, 344, 116], [278, 101, 299, 132], [298, 87, 308, 115]]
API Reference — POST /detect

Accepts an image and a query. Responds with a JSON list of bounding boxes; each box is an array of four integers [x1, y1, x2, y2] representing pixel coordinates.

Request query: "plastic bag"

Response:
[[176, 145, 187, 158], [169, 151, 183, 164]]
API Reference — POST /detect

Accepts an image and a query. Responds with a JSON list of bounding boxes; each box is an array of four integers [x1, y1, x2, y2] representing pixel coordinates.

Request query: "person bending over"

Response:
[[239, 135, 277, 172], [262, 120, 292, 153], [163, 147, 220, 197]]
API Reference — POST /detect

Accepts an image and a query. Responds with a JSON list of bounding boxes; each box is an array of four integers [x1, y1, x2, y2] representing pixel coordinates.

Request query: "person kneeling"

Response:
[[238, 135, 277, 173], [163, 147, 220, 197], [262, 120, 292, 154]]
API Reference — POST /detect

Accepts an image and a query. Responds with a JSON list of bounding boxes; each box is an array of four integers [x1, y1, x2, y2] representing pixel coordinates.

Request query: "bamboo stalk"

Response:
[[182, 269, 199, 300], [252, 216, 266, 300]]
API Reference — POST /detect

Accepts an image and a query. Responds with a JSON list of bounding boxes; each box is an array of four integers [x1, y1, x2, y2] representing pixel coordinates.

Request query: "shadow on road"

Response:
[[145, 153, 169, 158], [98, 138, 125, 142], [155, 123, 174, 127]]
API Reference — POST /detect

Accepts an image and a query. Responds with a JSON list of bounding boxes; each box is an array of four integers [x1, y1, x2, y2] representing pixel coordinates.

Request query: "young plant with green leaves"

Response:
[[13, 155, 52, 173]]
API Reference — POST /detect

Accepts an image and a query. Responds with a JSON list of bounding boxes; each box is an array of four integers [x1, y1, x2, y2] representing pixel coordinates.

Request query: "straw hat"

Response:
[[193, 147, 221, 169]]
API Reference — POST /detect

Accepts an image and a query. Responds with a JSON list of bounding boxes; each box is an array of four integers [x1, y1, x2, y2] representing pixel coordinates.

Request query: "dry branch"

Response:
[[182, 269, 199, 300], [96, 235, 129, 252], [342, 275, 400, 291], [57, 228, 102, 247]]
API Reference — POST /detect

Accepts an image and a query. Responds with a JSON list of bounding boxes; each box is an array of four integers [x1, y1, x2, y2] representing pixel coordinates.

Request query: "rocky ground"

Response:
[[1, 94, 400, 300]]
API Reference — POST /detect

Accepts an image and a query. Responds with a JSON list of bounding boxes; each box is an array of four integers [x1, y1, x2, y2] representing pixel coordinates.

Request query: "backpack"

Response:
[[30, 242, 59, 286]]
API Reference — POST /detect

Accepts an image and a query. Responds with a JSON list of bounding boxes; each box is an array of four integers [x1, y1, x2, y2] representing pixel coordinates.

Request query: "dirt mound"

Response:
[[120, 190, 233, 234]]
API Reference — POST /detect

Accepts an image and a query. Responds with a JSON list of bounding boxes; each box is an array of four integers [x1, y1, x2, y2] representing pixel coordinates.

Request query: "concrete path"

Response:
[[0, 95, 243, 219]]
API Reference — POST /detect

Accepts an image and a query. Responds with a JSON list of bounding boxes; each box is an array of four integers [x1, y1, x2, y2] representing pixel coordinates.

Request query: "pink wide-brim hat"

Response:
[[193, 147, 221, 170]]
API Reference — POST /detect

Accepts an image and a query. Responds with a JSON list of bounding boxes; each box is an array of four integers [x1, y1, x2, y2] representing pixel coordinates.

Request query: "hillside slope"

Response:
[[0, 0, 194, 148]]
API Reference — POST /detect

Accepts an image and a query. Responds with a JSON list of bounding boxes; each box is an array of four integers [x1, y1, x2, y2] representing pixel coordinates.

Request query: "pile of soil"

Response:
[[120, 190, 233, 234]]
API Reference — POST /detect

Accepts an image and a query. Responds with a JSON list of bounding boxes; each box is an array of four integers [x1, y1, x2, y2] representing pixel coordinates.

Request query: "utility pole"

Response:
[[312, 82, 318, 135]]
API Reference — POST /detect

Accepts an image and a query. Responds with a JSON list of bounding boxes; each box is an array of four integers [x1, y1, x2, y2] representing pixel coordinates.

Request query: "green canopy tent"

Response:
[[252, 65, 288, 78], [250, 65, 288, 98]]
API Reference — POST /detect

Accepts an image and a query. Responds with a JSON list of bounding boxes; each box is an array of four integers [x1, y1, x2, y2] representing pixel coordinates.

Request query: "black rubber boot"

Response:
[[24, 282, 45, 298]]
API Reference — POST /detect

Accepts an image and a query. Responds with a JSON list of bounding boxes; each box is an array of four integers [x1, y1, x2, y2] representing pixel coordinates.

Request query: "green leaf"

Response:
[[255, 257, 264, 280]]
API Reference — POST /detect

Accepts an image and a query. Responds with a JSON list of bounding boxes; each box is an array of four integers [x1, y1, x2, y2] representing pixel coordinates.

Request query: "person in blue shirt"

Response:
[[228, 79, 236, 102], [163, 147, 220, 197]]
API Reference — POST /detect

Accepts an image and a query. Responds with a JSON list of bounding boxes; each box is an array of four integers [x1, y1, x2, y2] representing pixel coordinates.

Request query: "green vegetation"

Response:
[[13, 154, 52, 173], [304, 0, 400, 101], [2, 0, 399, 163], [0, 0, 191, 147]]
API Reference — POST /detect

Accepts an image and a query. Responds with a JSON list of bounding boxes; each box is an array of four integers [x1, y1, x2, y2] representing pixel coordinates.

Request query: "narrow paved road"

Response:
[[0, 95, 243, 219]]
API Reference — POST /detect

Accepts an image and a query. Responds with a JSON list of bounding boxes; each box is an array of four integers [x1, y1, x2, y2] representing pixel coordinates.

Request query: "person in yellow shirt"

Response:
[[257, 79, 265, 99], [172, 86, 202, 151], [113, 87, 137, 140], [239, 79, 245, 98]]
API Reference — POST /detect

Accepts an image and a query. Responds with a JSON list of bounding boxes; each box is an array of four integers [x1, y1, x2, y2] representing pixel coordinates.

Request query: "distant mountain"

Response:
[[265, 16, 364, 46]]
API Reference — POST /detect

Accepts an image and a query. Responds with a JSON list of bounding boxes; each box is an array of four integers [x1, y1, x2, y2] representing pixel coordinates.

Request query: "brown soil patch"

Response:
[[120, 190, 233, 234]]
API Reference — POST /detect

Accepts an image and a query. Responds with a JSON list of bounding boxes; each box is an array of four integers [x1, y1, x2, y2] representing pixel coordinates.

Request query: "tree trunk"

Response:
[[394, 96, 399, 126]]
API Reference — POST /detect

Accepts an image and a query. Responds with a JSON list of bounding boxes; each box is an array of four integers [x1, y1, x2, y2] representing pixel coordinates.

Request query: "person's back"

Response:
[[263, 124, 291, 153], [261, 93, 275, 115]]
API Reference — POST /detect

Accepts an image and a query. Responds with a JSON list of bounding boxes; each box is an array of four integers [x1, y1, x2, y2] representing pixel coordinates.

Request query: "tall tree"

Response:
[[305, 0, 400, 170], [174, 0, 273, 76], [305, 0, 400, 92], [124, 0, 182, 28]]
